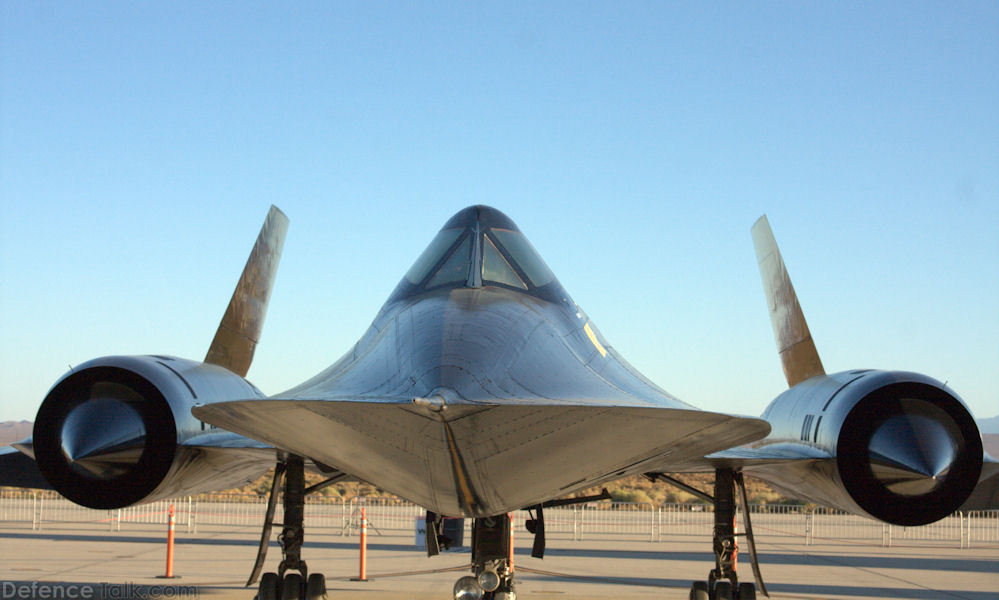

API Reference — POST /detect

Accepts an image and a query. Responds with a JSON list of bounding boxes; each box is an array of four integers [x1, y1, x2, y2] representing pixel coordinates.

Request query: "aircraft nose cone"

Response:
[[867, 407, 959, 496], [60, 390, 147, 479]]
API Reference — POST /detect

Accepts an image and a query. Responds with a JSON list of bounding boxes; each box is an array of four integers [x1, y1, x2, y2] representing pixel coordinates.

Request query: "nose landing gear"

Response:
[[452, 514, 516, 600]]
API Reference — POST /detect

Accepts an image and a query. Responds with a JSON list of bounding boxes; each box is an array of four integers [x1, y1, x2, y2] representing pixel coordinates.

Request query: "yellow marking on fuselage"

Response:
[[584, 322, 607, 357]]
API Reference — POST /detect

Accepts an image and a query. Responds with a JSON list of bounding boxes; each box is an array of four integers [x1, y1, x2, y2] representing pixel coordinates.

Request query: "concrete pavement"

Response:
[[1, 522, 997, 599]]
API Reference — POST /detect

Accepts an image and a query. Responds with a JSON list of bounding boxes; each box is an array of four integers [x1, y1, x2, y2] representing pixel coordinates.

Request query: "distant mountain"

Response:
[[0, 420, 33, 445], [978, 415, 999, 435], [984, 436, 999, 457], [976, 416, 999, 456]]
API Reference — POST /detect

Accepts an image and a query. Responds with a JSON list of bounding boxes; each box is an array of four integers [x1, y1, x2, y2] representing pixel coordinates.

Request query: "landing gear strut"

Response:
[[453, 514, 516, 600], [701, 468, 755, 600], [250, 455, 329, 600], [648, 469, 766, 600]]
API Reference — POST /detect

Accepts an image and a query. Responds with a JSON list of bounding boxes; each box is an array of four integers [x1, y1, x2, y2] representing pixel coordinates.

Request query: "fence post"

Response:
[[966, 511, 972, 549], [960, 512, 968, 549], [648, 503, 655, 543], [804, 512, 812, 546], [656, 506, 662, 543]]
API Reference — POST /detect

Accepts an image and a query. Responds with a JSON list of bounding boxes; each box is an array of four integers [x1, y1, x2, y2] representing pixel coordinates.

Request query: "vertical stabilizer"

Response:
[[205, 206, 289, 377], [751, 215, 825, 387]]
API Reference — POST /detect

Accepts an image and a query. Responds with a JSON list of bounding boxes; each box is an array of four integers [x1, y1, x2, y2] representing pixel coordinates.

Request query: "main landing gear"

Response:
[[249, 454, 344, 600], [648, 469, 768, 600]]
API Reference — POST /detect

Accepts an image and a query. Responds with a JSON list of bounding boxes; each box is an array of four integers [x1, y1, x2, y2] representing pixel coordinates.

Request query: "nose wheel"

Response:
[[452, 515, 516, 600]]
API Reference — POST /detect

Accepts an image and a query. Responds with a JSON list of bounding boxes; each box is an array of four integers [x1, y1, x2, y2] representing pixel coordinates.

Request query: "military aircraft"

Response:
[[2, 205, 996, 600]]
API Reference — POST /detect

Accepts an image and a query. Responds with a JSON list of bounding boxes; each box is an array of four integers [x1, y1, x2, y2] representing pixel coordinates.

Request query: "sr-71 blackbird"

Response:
[[2, 205, 996, 600]]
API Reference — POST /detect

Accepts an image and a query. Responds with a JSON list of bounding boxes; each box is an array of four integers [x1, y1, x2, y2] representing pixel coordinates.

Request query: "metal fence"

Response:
[[1, 490, 995, 548]]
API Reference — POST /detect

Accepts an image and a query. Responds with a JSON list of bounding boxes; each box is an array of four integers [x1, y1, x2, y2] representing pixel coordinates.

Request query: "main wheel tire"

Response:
[[690, 581, 709, 600], [282, 573, 304, 600], [306, 573, 326, 600], [737, 582, 756, 600], [258, 572, 281, 600], [713, 580, 734, 600]]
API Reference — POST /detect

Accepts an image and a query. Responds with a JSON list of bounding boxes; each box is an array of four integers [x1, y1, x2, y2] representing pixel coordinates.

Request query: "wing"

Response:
[[961, 452, 999, 510], [656, 439, 999, 511], [194, 396, 769, 517], [178, 431, 354, 488], [0, 443, 52, 490], [0, 432, 351, 495]]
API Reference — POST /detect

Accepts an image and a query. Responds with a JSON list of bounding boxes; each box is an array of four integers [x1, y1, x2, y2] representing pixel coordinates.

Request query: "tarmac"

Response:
[[1, 522, 997, 600]]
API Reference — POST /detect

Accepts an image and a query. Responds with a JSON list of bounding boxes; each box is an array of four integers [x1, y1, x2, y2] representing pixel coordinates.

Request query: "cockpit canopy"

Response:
[[390, 205, 569, 304]]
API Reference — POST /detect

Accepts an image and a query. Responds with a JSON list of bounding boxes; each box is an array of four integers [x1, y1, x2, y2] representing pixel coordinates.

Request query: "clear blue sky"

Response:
[[2, 3, 997, 422]]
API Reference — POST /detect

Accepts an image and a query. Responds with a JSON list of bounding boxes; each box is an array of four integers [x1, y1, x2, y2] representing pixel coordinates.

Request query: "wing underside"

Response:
[[194, 397, 769, 516], [0, 445, 52, 490]]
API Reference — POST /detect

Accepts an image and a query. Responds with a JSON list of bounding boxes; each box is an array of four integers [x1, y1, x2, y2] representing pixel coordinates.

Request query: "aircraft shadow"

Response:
[[531, 545, 999, 574], [3, 531, 996, 575], [1, 575, 991, 600], [3, 531, 996, 600], [519, 571, 998, 600]]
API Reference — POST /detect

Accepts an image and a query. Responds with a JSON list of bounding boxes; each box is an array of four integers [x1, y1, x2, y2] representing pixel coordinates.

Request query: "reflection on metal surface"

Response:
[[868, 400, 960, 496], [453, 576, 483, 600], [60, 388, 147, 479]]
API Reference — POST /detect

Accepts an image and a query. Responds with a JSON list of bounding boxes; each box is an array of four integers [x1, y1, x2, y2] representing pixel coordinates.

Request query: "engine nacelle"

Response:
[[754, 370, 982, 526], [32, 355, 265, 509]]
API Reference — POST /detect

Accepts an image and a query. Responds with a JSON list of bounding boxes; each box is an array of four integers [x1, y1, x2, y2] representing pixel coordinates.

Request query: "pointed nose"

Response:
[[867, 406, 959, 496], [60, 385, 147, 479]]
